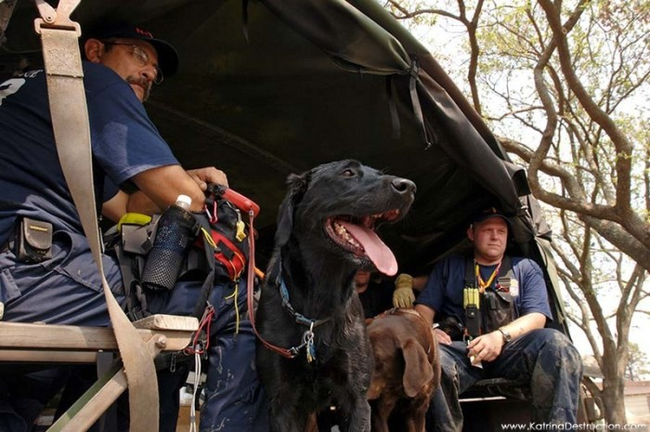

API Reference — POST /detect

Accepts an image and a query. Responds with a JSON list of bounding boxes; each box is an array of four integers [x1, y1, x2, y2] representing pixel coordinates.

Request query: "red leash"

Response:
[[245, 209, 297, 359]]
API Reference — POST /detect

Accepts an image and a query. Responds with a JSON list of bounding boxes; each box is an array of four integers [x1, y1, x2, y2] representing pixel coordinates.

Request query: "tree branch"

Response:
[[537, 0, 635, 216]]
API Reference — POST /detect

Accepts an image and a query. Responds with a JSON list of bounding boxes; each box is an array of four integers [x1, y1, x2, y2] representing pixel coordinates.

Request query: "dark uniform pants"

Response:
[[426, 328, 583, 432], [148, 278, 269, 432]]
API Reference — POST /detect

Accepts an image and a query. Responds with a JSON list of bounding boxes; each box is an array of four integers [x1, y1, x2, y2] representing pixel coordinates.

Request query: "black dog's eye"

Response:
[[341, 169, 356, 178]]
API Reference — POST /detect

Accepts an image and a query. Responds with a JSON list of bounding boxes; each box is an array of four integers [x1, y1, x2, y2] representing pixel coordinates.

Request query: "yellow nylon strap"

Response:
[[118, 213, 153, 231]]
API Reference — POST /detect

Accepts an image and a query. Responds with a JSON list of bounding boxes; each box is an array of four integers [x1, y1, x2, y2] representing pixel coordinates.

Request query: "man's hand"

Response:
[[393, 273, 416, 308], [186, 167, 228, 191], [434, 328, 452, 345], [466, 331, 504, 364]]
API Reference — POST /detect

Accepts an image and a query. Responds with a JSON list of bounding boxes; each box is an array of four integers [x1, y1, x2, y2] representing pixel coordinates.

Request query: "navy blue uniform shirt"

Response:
[[415, 254, 552, 325], [0, 62, 178, 243]]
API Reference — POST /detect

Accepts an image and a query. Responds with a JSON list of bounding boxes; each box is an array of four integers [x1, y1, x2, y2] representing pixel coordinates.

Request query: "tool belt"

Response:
[[106, 186, 254, 322]]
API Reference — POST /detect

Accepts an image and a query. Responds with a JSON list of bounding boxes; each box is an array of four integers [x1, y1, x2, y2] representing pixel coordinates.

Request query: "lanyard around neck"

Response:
[[475, 261, 501, 293]]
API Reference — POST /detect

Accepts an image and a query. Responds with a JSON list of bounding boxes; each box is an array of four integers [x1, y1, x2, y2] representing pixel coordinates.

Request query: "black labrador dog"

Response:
[[255, 159, 416, 432]]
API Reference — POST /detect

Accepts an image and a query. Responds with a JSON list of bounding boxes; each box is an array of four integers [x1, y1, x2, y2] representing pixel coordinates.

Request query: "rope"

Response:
[[188, 353, 201, 432], [224, 281, 240, 334]]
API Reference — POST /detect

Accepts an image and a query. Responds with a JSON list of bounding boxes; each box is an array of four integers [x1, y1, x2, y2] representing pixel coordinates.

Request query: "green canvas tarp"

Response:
[[0, 0, 565, 328]]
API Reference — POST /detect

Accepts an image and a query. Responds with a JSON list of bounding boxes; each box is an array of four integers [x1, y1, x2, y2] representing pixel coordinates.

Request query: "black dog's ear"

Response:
[[275, 172, 310, 247]]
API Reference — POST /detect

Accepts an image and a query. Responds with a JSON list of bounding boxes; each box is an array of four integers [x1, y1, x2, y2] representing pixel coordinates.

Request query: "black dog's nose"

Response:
[[391, 177, 416, 195]]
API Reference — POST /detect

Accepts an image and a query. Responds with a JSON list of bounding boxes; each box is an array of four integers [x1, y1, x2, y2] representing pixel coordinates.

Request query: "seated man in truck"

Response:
[[0, 19, 266, 432], [411, 208, 582, 432]]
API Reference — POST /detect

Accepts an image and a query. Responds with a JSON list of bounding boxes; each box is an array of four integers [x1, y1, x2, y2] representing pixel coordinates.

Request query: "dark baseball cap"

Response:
[[84, 19, 179, 77], [471, 207, 512, 228]]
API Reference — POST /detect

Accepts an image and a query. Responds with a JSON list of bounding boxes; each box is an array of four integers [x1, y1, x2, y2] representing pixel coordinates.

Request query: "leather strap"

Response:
[[34, 2, 159, 431]]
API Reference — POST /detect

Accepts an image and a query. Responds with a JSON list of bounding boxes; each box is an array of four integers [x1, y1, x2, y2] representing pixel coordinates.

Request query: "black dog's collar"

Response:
[[277, 277, 331, 362], [278, 277, 331, 329]]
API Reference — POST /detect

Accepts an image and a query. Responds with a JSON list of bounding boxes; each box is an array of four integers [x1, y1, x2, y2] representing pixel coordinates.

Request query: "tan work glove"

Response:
[[393, 273, 416, 308]]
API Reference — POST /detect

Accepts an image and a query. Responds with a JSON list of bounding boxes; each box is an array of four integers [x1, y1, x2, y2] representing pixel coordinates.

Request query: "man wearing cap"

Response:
[[0, 19, 267, 432], [409, 208, 582, 431]]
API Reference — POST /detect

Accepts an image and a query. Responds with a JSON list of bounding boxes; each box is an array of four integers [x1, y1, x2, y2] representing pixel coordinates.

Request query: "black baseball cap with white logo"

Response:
[[84, 19, 179, 77]]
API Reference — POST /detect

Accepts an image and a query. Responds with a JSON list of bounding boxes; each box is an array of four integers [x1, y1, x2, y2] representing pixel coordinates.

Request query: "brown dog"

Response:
[[366, 308, 440, 432]]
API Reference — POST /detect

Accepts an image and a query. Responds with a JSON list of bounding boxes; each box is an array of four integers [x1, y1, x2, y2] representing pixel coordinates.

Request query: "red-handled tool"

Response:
[[209, 184, 260, 217]]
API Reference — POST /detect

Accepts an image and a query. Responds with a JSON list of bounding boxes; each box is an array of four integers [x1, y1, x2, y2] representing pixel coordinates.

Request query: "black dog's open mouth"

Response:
[[325, 209, 402, 276]]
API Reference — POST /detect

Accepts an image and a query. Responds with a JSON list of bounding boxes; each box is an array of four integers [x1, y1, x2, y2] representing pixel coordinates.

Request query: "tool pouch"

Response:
[[481, 290, 515, 333], [15, 217, 53, 263], [463, 286, 481, 339], [198, 187, 251, 281], [464, 305, 481, 338]]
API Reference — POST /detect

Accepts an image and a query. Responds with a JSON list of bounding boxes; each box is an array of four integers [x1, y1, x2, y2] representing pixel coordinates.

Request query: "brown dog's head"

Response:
[[367, 309, 440, 402]]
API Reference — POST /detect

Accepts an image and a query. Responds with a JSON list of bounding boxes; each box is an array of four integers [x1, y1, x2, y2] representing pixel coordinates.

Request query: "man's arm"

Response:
[[101, 165, 229, 221], [415, 303, 453, 345], [131, 165, 227, 212], [412, 275, 429, 292], [498, 312, 547, 342], [102, 190, 130, 222], [466, 312, 546, 364]]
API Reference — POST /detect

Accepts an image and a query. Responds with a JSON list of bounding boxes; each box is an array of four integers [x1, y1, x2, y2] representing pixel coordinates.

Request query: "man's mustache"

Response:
[[126, 77, 152, 101]]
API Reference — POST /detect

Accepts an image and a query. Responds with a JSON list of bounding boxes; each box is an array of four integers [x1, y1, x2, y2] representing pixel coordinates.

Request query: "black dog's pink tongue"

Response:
[[339, 221, 398, 276]]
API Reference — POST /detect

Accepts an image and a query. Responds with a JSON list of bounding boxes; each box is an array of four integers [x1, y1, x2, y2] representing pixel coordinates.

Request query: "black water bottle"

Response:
[[141, 194, 196, 291]]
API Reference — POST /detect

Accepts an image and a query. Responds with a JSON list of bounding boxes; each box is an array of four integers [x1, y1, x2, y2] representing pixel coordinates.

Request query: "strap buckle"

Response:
[[34, 0, 82, 36]]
